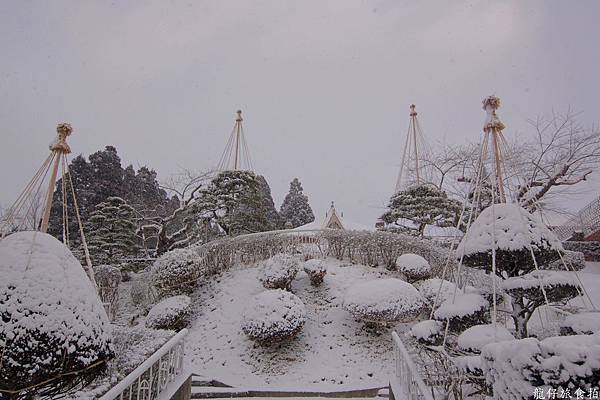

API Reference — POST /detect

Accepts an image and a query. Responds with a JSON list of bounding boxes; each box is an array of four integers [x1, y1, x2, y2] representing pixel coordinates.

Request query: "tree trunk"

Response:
[[511, 297, 529, 339]]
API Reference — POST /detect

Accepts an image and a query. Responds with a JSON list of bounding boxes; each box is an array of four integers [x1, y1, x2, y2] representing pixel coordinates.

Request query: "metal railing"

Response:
[[100, 328, 188, 400], [391, 331, 435, 400]]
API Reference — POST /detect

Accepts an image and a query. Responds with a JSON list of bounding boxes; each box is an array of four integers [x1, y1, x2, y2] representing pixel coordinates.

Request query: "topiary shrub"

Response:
[[415, 278, 458, 312], [396, 253, 431, 282], [150, 248, 203, 298], [303, 259, 327, 286], [457, 324, 514, 354], [0, 231, 113, 400], [145, 295, 192, 331], [560, 312, 600, 335], [433, 292, 489, 332], [258, 253, 299, 290], [343, 278, 425, 327], [409, 319, 445, 345], [242, 289, 306, 343]]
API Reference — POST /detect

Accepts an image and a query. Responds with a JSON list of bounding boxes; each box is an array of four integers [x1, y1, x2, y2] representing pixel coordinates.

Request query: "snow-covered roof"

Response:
[[294, 202, 374, 232], [456, 203, 563, 257]]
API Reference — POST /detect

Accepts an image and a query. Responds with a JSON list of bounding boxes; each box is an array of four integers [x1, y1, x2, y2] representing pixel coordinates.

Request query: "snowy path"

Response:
[[184, 259, 411, 389]]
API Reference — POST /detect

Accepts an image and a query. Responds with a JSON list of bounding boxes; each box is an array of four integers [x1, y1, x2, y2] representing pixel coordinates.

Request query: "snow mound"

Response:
[[145, 295, 192, 331], [456, 203, 563, 266], [0, 231, 113, 395], [433, 293, 489, 330], [150, 248, 203, 297], [409, 319, 444, 345], [258, 253, 300, 290], [457, 324, 514, 353], [343, 278, 424, 324], [303, 259, 327, 286], [242, 289, 306, 343], [482, 334, 600, 398], [415, 278, 458, 310], [396, 253, 431, 281], [560, 312, 600, 335]]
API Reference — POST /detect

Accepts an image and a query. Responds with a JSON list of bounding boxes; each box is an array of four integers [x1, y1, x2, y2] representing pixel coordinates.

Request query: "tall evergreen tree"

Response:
[[279, 178, 315, 228], [381, 183, 461, 238], [87, 197, 139, 264]]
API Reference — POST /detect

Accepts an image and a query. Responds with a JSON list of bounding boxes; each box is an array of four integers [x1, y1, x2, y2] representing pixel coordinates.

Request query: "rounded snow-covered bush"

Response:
[[150, 248, 203, 298], [433, 293, 489, 331], [242, 289, 306, 343], [145, 295, 192, 331], [415, 278, 458, 311], [560, 312, 600, 335], [0, 231, 113, 399], [303, 259, 327, 286], [258, 253, 300, 290], [457, 324, 514, 354], [396, 253, 431, 282], [409, 319, 444, 345], [343, 278, 425, 326]]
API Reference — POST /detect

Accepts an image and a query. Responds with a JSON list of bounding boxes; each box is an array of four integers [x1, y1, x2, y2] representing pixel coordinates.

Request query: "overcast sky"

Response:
[[1, 1, 599, 225]]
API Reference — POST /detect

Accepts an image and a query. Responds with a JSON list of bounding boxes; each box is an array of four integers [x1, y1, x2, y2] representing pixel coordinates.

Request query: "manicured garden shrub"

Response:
[[433, 293, 489, 332], [145, 295, 192, 331], [409, 319, 445, 345], [396, 253, 431, 282], [242, 289, 306, 343], [303, 259, 327, 286], [150, 248, 203, 298], [258, 253, 300, 290]]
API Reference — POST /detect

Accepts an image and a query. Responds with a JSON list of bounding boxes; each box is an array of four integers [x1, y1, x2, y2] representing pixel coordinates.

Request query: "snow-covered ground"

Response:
[[184, 258, 411, 389], [572, 261, 600, 309]]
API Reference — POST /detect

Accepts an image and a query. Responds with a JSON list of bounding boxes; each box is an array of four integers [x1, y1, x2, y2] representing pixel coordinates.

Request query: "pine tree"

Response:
[[280, 178, 315, 228], [87, 197, 139, 264], [381, 183, 461, 238]]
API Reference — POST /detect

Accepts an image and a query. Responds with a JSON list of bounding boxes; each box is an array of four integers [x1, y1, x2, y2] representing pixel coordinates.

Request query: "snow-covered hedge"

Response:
[[150, 248, 203, 298], [547, 250, 586, 271], [145, 295, 192, 331], [343, 278, 425, 326], [409, 319, 444, 345], [433, 293, 489, 331], [457, 324, 514, 354], [303, 259, 327, 286], [0, 231, 113, 399], [560, 312, 600, 335], [396, 253, 431, 282], [242, 289, 306, 343], [482, 334, 600, 399], [258, 253, 300, 290], [415, 278, 458, 311]]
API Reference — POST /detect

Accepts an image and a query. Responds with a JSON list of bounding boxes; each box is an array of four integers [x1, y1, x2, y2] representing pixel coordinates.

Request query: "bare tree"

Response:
[[139, 168, 214, 255]]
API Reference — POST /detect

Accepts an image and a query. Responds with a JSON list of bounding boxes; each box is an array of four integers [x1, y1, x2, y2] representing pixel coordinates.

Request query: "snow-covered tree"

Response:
[[381, 183, 461, 238], [280, 178, 315, 228], [87, 196, 139, 264], [457, 203, 581, 338]]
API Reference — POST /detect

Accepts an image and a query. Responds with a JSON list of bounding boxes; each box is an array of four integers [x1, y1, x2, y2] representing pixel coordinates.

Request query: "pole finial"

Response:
[[50, 122, 72, 154], [410, 104, 417, 117], [236, 110, 243, 122], [482, 96, 505, 132]]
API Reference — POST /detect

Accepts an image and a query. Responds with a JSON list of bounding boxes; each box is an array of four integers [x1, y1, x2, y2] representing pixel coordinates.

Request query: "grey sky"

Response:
[[1, 1, 599, 225]]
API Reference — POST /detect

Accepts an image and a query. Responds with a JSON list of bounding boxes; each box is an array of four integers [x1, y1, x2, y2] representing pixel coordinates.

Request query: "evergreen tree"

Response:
[[381, 183, 461, 238], [87, 197, 139, 264], [88, 146, 124, 205], [256, 175, 283, 230], [279, 178, 315, 228]]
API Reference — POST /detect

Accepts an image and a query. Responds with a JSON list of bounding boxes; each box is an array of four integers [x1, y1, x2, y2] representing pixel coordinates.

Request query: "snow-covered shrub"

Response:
[[457, 324, 514, 354], [560, 312, 600, 335], [481, 334, 600, 399], [303, 259, 327, 286], [410, 319, 444, 345], [343, 278, 425, 326], [547, 250, 586, 271], [242, 289, 306, 343], [433, 293, 489, 332], [150, 248, 203, 298], [0, 231, 113, 399], [415, 278, 458, 311], [258, 253, 300, 290], [145, 295, 192, 331], [94, 264, 122, 318], [396, 253, 431, 282]]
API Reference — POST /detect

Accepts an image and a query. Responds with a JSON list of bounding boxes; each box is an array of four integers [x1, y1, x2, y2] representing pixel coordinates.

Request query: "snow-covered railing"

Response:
[[391, 331, 434, 400], [553, 195, 600, 240], [99, 328, 188, 400]]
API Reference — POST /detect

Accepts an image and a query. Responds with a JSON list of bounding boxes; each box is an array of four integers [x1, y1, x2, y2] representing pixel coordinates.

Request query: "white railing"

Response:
[[391, 332, 435, 400], [100, 328, 188, 400], [554, 195, 600, 240]]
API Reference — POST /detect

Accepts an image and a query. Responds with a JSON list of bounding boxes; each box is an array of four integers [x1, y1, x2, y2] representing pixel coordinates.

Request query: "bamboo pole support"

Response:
[[234, 110, 243, 170]]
